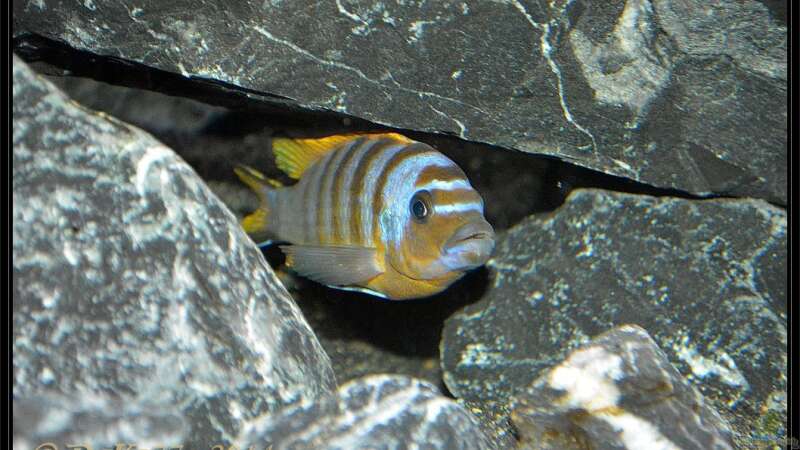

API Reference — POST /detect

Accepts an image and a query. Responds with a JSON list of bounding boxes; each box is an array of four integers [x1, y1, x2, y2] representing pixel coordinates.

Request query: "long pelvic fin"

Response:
[[272, 132, 414, 179], [234, 164, 275, 235]]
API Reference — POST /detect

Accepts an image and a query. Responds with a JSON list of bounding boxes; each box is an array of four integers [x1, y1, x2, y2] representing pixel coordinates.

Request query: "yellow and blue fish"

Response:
[[235, 132, 495, 300]]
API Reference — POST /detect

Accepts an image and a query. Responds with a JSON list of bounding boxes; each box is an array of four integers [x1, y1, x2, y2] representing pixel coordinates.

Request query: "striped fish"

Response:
[[235, 132, 495, 300]]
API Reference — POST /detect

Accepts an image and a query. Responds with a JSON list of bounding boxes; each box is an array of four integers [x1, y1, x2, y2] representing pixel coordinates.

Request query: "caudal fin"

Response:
[[233, 164, 279, 235]]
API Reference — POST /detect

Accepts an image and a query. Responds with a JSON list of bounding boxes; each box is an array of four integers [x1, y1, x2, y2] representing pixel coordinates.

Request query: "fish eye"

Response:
[[410, 191, 431, 223]]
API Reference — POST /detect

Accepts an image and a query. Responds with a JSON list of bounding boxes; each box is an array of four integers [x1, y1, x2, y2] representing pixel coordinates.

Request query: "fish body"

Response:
[[236, 133, 495, 300]]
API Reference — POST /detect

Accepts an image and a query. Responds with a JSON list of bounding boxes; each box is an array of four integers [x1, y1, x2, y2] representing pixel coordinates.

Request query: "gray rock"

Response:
[[13, 55, 336, 447], [46, 76, 227, 136], [12, 0, 786, 203], [235, 375, 494, 450], [441, 189, 786, 443], [511, 325, 734, 450], [13, 391, 187, 449]]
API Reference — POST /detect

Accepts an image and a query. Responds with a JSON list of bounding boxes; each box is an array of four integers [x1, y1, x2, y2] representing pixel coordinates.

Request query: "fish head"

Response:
[[382, 165, 495, 284]]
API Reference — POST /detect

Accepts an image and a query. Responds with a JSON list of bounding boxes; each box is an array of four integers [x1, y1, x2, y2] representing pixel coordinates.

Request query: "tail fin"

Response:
[[234, 164, 280, 235]]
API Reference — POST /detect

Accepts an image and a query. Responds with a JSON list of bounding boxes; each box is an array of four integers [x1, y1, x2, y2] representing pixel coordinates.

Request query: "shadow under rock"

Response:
[[284, 259, 491, 392]]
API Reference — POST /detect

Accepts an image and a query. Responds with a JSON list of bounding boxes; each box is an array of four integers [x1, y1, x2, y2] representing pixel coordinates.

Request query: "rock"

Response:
[[46, 76, 227, 136], [13, 391, 187, 449], [12, 0, 786, 203], [12, 55, 336, 447], [441, 189, 786, 443], [235, 375, 494, 450], [511, 325, 734, 450], [41, 75, 284, 213]]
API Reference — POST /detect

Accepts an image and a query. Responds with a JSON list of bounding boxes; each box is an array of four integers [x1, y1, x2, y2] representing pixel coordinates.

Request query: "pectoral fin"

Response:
[[280, 244, 383, 286]]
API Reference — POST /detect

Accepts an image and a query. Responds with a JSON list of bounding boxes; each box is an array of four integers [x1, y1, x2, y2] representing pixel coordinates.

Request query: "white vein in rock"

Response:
[[251, 25, 486, 114], [513, 0, 598, 152], [429, 104, 467, 138], [335, 0, 369, 27]]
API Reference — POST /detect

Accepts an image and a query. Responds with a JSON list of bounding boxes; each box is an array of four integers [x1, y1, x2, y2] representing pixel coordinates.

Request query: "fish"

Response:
[[235, 132, 495, 300]]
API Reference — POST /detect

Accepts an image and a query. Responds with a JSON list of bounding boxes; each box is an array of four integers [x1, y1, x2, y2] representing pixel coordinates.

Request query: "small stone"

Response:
[[511, 325, 735, 450]]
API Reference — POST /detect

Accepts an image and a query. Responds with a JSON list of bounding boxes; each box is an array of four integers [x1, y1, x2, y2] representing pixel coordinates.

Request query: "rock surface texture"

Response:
[[13, 0, 787, 203], [441, 189, 786, 443], [13, 56, 336, 447], [236, 375, 494, 450], [13, 391, 188, 449], [511, 325, 734, 450]]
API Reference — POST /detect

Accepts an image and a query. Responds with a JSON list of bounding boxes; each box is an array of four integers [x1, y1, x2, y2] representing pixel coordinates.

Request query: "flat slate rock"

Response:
[[13, 55, 336, 447], [512, 324, 734, 450], [235, 374, 494, 450], [441, 189, 786, 443], [12, 0, 786, 203]]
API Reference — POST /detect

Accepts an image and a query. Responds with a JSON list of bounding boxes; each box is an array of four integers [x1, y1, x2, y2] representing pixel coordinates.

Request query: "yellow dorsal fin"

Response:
[[272, 132, 414, 179]]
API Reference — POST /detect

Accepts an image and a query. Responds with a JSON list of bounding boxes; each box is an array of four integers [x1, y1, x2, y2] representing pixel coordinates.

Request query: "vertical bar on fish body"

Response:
[[330, 139, 366, 244], [318, 140, 356, 244], [348, 138, 399, 247]]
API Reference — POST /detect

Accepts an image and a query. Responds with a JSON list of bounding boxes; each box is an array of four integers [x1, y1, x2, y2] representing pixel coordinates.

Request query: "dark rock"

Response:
[[286, 269, 495, 395], [511, 325, 734, 450], [235, 375, 495, 450], [13, 391, 187, 449], [441, 189, 786, 443], [46, 76, 228, 136], [294, 285, 448, 391], [13, 55, 336, 447], [42, 76, 287, 193], [12, 0, 786, 203]]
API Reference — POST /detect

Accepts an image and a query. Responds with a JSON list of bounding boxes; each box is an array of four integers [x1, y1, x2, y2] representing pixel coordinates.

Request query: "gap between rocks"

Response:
[[13, 32, 783, 396], [14, 31, 770, 224]]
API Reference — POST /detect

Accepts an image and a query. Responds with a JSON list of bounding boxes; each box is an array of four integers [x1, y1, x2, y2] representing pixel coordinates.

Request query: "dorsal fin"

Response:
[[272, 132, 414, 179]]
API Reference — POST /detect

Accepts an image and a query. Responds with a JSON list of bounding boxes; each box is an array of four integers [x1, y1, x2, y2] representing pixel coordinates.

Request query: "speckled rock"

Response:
[[441, 189, 786, 443], [13, 55, 336, 447], [13, 0, 786, 203], [13, 391, 187, 449], [236, 375, 494, 450], [511, 325, 734, 450]]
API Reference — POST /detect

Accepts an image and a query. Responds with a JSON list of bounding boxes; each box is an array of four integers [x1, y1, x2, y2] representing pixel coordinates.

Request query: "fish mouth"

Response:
[[442, 219, 496, 271]]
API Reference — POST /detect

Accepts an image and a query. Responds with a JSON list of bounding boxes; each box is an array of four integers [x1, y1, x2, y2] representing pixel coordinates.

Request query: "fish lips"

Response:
[[442, 219, 496, 271]]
